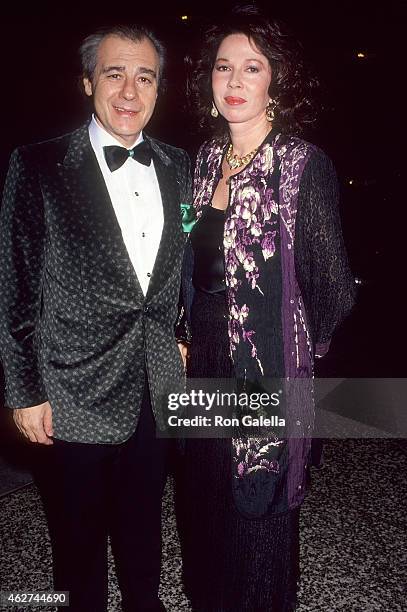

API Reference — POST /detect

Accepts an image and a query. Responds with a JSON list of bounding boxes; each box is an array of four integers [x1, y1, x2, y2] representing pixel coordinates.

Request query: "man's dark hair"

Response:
[[79, 24, 166, 88], [188, 5, 319, 139]]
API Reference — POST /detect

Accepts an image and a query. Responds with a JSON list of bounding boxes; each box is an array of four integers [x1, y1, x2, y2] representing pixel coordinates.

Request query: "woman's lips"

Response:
[[224, 96, 246, 105]]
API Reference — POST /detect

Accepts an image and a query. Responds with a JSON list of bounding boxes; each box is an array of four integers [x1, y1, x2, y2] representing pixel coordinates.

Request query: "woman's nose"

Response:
[[227, 70, 242, 88]]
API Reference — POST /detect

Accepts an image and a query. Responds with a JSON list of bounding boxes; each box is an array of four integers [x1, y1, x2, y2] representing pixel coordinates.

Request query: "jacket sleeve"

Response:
[[178, 149, 193, 209], [174, 149, 193, 344], [0, 147, 48, 408], [175, 142, 210, 344], [294, 150, 356, 357]]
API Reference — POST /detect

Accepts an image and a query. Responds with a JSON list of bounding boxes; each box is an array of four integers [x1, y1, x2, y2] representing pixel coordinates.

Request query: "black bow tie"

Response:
[[103, 140, 152, 172]]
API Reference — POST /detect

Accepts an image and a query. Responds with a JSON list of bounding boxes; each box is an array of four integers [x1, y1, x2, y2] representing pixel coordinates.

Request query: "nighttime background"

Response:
[[0, 0, 405, 389], [0, 6, 405, 608]]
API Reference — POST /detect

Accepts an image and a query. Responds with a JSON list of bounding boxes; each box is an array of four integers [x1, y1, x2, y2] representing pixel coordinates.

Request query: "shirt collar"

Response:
[[88, 114, 144, 157]]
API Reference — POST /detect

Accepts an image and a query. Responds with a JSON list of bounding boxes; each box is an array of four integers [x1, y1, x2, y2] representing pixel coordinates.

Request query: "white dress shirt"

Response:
[[88, 116, 164, 296]]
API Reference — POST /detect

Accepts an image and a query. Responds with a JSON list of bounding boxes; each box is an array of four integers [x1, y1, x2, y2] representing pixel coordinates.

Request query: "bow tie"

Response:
[[103, 140, 152, 172]]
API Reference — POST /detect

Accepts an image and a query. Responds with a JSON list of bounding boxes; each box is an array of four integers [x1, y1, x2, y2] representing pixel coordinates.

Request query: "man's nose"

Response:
[[120, 78, 138, 100]]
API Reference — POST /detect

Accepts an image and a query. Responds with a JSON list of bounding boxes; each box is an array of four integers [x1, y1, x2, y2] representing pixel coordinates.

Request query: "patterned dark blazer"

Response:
[[0, 123, 192, 443]]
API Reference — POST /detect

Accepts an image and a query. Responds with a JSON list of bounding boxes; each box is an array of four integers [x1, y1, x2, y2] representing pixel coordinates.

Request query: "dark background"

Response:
[[0, 0, 405, 405], [0, 10, 404, 598]]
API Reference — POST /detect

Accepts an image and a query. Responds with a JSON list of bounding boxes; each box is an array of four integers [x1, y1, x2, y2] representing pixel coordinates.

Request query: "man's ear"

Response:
[[83, 78, 93, 97]]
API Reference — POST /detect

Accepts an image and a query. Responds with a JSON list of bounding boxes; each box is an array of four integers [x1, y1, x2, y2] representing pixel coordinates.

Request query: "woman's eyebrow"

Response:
[[214, 57, 264, 63]]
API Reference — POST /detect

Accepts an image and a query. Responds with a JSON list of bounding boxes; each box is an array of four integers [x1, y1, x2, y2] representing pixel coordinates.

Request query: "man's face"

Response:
[[83, 35, 159, 147]]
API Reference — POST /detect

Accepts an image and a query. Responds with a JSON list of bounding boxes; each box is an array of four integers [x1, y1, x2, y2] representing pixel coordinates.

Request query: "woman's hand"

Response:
[[177, 342, 189, 369]]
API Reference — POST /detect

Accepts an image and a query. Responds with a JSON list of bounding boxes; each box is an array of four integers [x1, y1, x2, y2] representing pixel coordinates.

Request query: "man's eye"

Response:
[[107, 73, 121, 79], [138, 76, 152, 84]]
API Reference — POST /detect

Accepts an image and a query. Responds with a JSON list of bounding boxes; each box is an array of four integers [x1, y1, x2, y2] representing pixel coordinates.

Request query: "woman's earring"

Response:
[[211, 102, 219, 118], [266, 100, 276, 122]]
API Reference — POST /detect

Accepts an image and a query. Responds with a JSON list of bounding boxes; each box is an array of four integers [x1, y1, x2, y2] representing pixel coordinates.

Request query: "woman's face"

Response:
[[211, 33, 272, 128]]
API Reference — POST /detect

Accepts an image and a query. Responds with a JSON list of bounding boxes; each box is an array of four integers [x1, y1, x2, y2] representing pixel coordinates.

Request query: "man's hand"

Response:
[[13, 401, 54, 445], [177, 342, 189, 369]]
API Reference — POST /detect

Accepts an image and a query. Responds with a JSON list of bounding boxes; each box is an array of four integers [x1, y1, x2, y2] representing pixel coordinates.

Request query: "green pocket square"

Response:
[[180, 203, 197, 233]]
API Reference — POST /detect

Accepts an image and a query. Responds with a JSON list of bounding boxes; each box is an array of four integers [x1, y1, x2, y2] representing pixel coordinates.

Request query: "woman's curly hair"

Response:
[[188, 5, 319, 140]]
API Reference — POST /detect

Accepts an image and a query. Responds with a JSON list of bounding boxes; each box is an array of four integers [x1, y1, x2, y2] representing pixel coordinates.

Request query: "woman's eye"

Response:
[[247, 66, 259, 73], [215, 64, 230, 71]]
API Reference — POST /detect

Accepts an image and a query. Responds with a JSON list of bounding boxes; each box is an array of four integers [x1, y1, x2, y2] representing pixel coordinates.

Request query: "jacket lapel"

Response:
[[58, 124, 144, 301], [145, 137, 184, 301], [55, 126, 183, 304]]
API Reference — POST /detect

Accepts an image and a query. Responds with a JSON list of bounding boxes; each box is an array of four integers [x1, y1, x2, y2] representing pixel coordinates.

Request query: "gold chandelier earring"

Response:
[[266, 100, 276, 122], [211, 102, 219, 118]]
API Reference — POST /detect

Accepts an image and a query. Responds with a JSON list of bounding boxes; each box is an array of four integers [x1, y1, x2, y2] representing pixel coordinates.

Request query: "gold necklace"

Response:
[[225, 143, 259, 170]]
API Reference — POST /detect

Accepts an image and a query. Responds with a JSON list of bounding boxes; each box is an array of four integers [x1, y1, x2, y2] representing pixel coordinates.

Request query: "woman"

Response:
[[176, 8, 355, 611]]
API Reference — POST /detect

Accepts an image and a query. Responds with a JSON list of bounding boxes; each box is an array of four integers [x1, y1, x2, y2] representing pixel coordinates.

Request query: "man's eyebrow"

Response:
[[101, 65, 157, 78], [102, 65, 125, 73], [137, 67, 157, 78]]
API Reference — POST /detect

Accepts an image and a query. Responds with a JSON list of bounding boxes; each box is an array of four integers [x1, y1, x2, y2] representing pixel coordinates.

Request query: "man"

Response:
[[0, 25, 191, 611]]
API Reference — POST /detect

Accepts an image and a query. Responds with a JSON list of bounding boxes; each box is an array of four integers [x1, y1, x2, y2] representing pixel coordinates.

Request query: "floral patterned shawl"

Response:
[[183, 131, 355, 516]]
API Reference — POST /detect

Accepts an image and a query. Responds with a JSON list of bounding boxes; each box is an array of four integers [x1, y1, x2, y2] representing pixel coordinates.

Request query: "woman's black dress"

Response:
[[177, 206, 300, 612]]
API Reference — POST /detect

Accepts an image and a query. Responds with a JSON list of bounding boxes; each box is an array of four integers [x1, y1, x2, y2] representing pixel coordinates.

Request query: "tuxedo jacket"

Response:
[[0, 123, 191, 443]]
